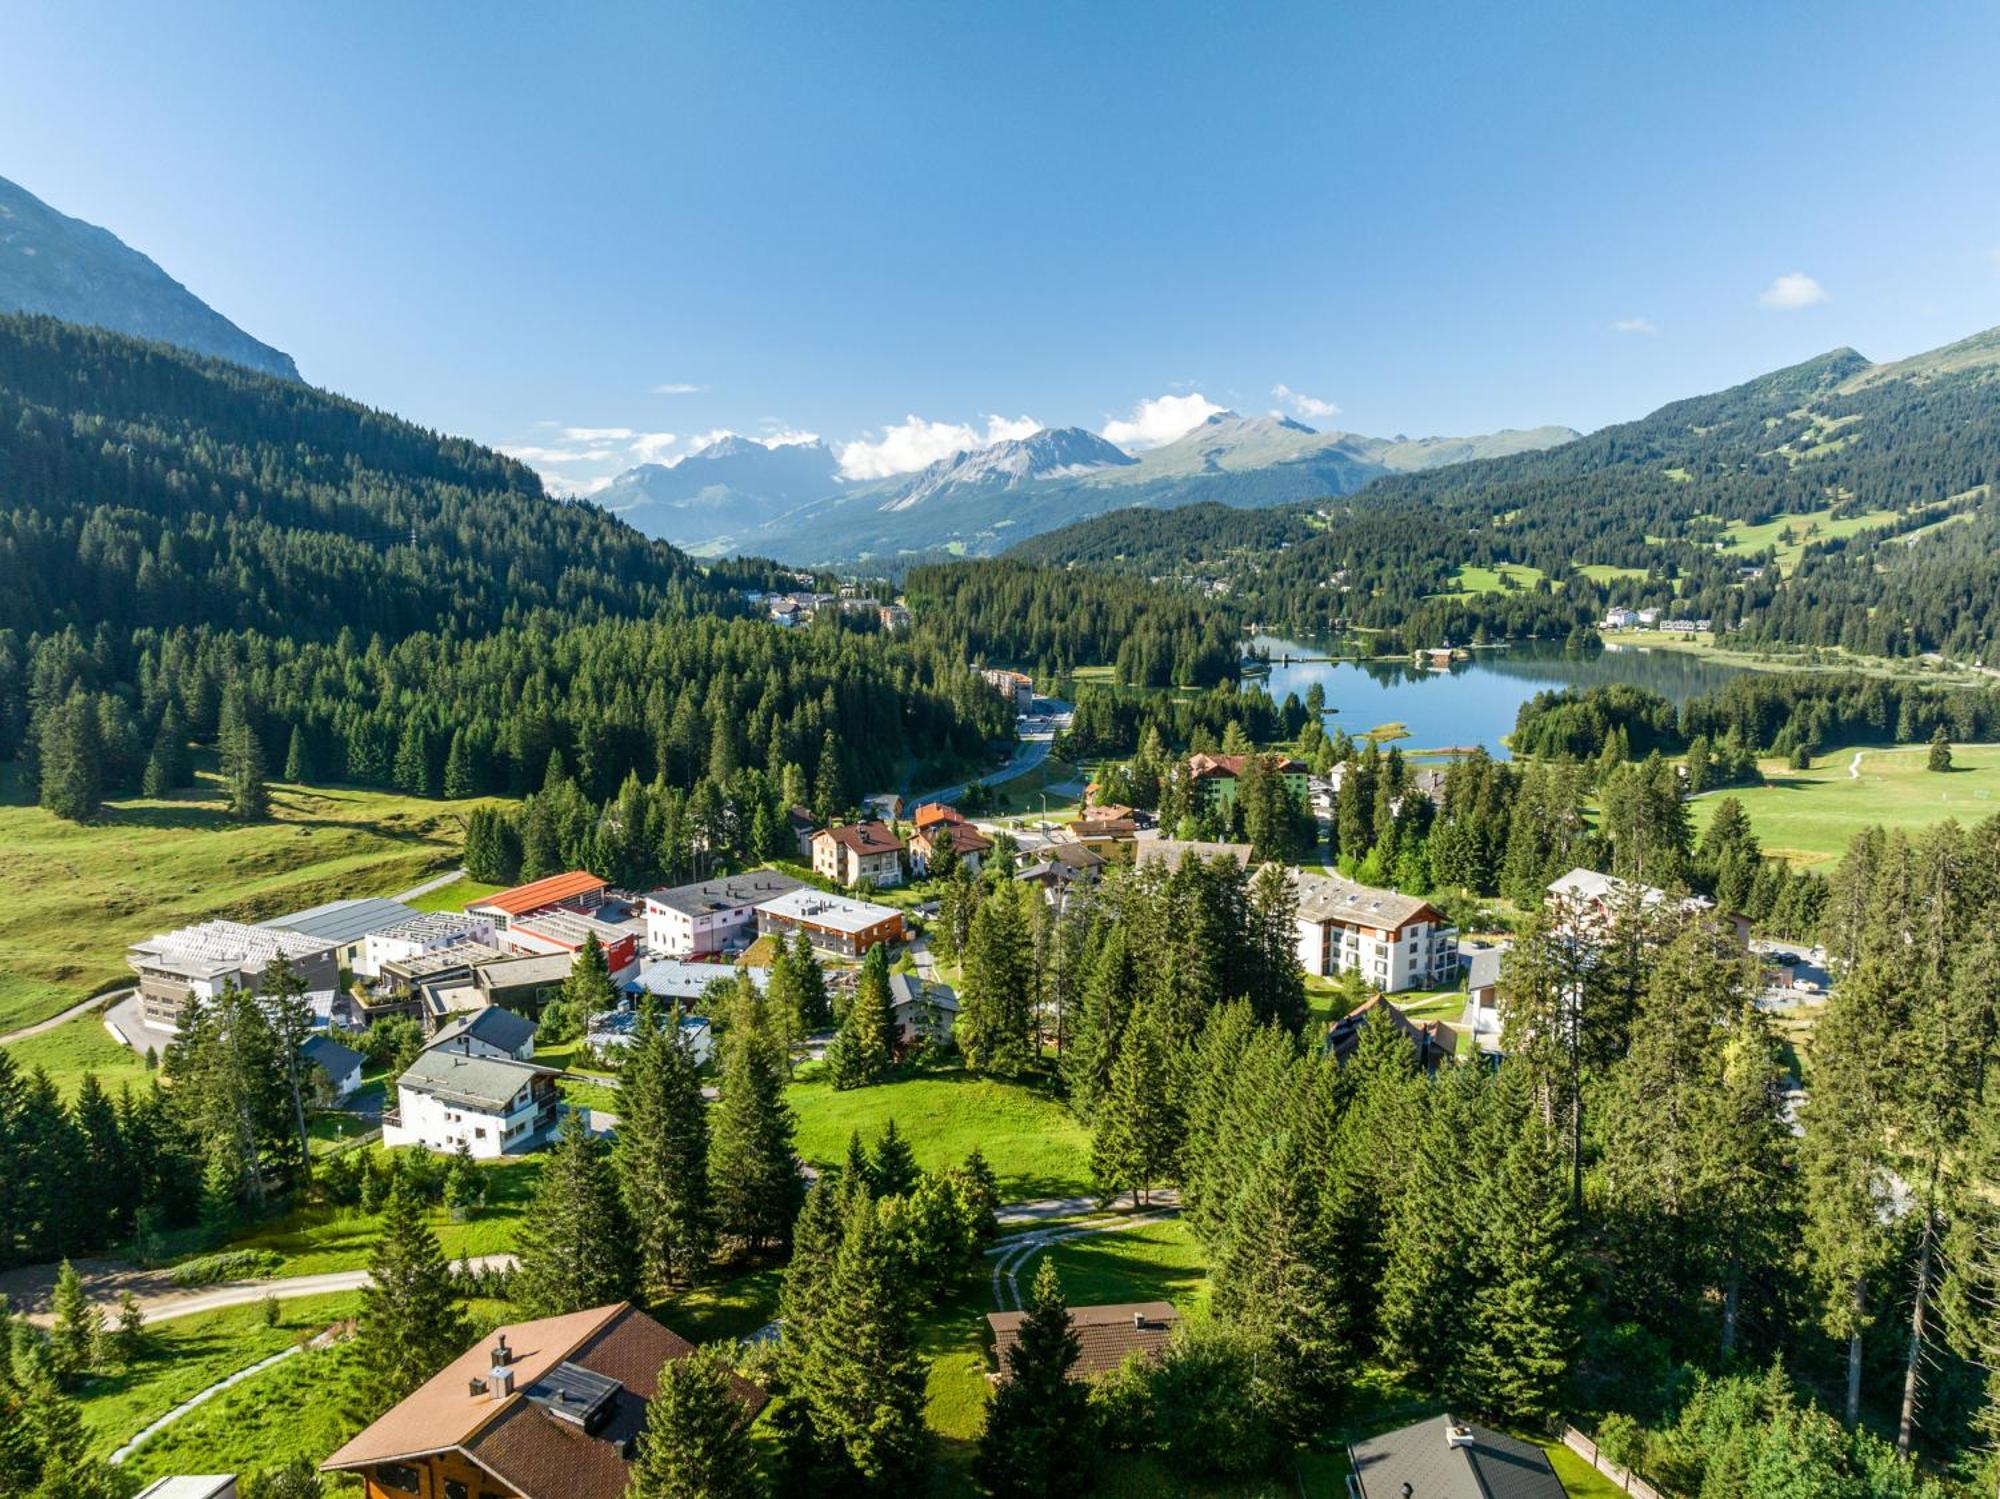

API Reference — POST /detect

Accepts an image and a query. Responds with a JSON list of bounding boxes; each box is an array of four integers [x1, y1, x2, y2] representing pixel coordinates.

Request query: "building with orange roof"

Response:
[[811, 821, 906, 888], [323, 1302, 762, 1499], [909, 819, 992, 878], [466, 871, 608, 926]]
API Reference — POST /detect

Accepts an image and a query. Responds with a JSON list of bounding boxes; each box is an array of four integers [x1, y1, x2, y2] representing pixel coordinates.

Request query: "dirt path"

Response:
[[388, 866, 468, 902], [1849, 749, 1865, 779], [986, 1201, 1181, 1311], [0, 988, 126, 1047]]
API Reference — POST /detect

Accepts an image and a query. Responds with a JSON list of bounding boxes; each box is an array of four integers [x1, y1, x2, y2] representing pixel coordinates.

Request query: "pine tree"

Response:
[[442, 727, 478, 799], [1090, 1000, 1179, 1206], [708, 988, 804, 1254], [561, 932, 620, 1021], [626, 1344, 757, 1499], [394, 719, 435, 797], [36, 690, 102, 822], [512, 1113, 641, 1317], [828, 942, 896, 1088], [354, 1178, 471, 1411], [615, 1005, 716, 1292], [870, 1119, 920, 1199], [1066, 923, 1138, 1120], [47, 1261, 100, 1384], [975, 1260, 1095, 1497], [462, 804, 521, 884], [141, 699, 189, 798], [958, 883, 1036, 1072], [283, 723, 312, 783], [217, 683, 268, 820], [1928, 723, 1953, 772]]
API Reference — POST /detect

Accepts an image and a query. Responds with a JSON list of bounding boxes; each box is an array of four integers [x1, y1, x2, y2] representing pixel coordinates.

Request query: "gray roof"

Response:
[[477, 953, 575, 990], [301, 1033, 365, 1077], [627, 960, 768, 1001], [429, 1005, 539, 1055], [646, 870, 807, 918], [396, 1049, 556, 1112], [1349, 1416, 1566, 1499], [1135, 839, 1254, 873], [259, 897, 419, 946], [1292, 871, 1439, 932], [888, 972, 959, 1014], [1464, 946, 1504, 990]]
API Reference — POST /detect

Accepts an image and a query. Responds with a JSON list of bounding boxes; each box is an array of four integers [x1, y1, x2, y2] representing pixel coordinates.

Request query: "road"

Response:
[[0, 988, 127, 1048], [907, 733, 1054, 809], [390, 866, 468, 902]]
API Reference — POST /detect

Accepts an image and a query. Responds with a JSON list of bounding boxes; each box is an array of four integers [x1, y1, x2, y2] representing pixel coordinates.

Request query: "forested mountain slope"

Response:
[[1014, 328, 2000, 660]]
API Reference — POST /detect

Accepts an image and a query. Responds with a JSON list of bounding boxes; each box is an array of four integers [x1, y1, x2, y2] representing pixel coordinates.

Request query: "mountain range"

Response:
[[0, 174, 299, 381], [599, 410, 1579, 564]]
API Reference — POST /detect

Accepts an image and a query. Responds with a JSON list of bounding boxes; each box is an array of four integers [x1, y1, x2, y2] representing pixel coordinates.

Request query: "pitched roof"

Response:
[[1049, 842, 1107, 872], [645, 870, 805, 918], [395, 1049, 557, 1111], [987, 1302, 1178, 1381], [323, 1303, 764, 1499], [1135, 839, 1254, 873], [1292, 871, 1440, 933], [1067, 817, 1137, 837], [1465, 946, 1504, 990], [916, 822, 992, 855], [1349, 1415, 1567, 1499], [470, 871, 608, 917], [1187, 751, 1308, 780], [913, 802, 965, 830], [888, 972, 959, 1015], [816, 821, 904, 855], [429, 1005, 539, 1055], [258, 897, 418, 946], [300, 1033, 364, 1078], [1327, 994, 1458, 1070]]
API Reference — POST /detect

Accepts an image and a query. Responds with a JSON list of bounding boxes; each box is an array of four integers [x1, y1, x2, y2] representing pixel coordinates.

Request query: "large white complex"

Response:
[[643, 871, 804, 956], [1292, 872, 1460, 993], [127, 921, 340, 1031]]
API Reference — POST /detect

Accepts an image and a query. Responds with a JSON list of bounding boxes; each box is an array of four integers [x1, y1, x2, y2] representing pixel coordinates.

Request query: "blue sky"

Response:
[[7, 1, 2000, 494]]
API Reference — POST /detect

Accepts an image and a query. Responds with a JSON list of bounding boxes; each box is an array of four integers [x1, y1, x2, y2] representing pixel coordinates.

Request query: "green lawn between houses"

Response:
[[1692, 742, 2000, 869]]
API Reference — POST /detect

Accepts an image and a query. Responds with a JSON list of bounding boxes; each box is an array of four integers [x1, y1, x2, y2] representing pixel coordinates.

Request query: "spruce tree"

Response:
[[615, 1005, 716, 1291], [626, 1344, 757, 1499], [958, 883, 1036, 1072], [47, 1262, 99, 1384], [354, 1178, 471, 1411], [141, 700, 189, 798], [442, 727, 478, 799], [828, 943, 896, 1088], [1090, 1000, 1179, 1206], [1928, 723, 1953, 772], [975, 1260, 1094, 1498], [870, 1119, 920, 1199], [561, 932, 620, 1021], [512, 1113, 641, 1317], [218, 683, 268, 821], [36, 690, 102, 823], [394, 720, 434, 797], [1066, 922, 1138, 1120], [283, 723, 312, 783], [708, 988, 804, 1253]]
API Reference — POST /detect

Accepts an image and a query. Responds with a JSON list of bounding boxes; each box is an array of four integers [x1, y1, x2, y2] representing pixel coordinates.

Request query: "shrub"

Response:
[[170, 1248, 284, 1287]]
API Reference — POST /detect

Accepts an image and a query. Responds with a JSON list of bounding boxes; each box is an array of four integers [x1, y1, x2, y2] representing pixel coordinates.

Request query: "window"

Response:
[[475, 1127, 487, 1140], [446, 1482, 470, 1499], [376, 1465, 422, 1494]]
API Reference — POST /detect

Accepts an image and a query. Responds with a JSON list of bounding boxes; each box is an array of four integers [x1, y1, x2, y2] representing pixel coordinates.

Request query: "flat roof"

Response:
[[644, 870, 805, 919], [627, 960, 768, 1000], [381, 940, 509, 980], [756, 888, 904, 937], [259, 897, 418, 946], [371, 911, 492, 945], [129, 920, 336, 980], [470, 870, 607, 917]]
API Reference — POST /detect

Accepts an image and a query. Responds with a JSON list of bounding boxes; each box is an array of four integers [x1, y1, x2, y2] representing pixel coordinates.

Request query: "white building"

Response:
[[586, 1006, 715, 1067], [1292, 872, 1460, 993], [127, 921, 340, 1032], [425, 1005, 539, 1063], [258, 897, 418, 976], [300, 1034, 365, 1102], [383, 1050, 560, 1159], [1601, 606, 1638, 629], [643, 871, 805, 956], [361, 912, 497, 980]]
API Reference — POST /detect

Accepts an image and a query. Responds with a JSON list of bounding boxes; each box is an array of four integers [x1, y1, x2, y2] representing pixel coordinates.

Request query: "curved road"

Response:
[[907, 733, 1053, 809], [0, 989, 127, 1048]]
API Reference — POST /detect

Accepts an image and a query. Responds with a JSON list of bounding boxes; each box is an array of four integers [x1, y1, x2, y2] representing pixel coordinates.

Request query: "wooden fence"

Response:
[[1562, 1426, 1663, 1499]]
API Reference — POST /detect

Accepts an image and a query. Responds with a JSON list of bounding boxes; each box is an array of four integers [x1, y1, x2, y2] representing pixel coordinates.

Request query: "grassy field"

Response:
[[1435, 562, 1548, 597], [3, 1011, 153, 1097], [403, 873, 506, 912], [0, 769, 495, 1032], [790, 1067, 1092, 1199], [1713, 503, 1904, 575], [1575, 563, 1650, 585], [76, 1291, 361, 1460], [1693, 743, 2000, 868]]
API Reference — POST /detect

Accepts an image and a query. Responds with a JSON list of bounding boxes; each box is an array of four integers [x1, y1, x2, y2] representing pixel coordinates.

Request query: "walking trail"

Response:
[[109, 1342, 308, 1465], [1849, 749, 1865, 779], [987, 1195, 1182, 1312], [388, 866, 468, 902]]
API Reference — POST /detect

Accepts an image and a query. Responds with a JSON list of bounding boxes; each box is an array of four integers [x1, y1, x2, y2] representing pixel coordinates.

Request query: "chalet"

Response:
[[300, 1034, 366, 1102], [1018, 841, 1107, 902], [987, 1303, 1178, 1383], [912, 801, 965, 832], [980, 667, 1034, 714], [127, 921, 340, 1033], [1348, 1415, 1569, 1499], [812, 821, 906, 888], [427, 1006, 540, 1064], [1293, 872, 1459, 992], [754, 888, 906, 958], [384, 1050, 560, 1159], [1327, 994, 1458, 1071], [322, 1304, 764, 1499], [1064, 817, 1139, 861], [643, 870, 804, 956], [861, 792, 906, 822], [1184, 752, 1310, 814], [909, 820, 992, 878], [887, 972, 958, 1045], [362, 912, 499, 980], [466, 871, 609, 933], [1135, 839, 1255, 875], [788, 804, 819, 860], [258, 897, 417, 976]]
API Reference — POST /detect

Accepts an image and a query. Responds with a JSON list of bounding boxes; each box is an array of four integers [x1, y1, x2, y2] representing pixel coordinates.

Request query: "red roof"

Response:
[[817, 821, 904, 855], [913, 802, 966, 830], [471, 870, 607, 917], [917, 822, 992, 856]]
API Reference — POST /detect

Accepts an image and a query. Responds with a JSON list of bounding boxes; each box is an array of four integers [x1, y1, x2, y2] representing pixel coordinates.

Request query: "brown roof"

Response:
[[988, 1302, 1179, 1381], [1187, 752, 1308, 780], [1049, 842, 1107, 872], [917, 822, 992, 856], [913, 802, 966, 830], [1067, 818, 1137, 838], [323, 1303, 763, 1499], [816, 821, 904, 855], [1081, 803, 1134, 822], [1328, 994, 1457, 1071], [471, 871, 607, 917]]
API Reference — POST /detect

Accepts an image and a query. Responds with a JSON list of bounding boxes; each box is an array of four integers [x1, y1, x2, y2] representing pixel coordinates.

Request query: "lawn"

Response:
[[75, 1291, 361, 1460], [1433, 562, 1548, 598], [224, 1153, 542, 1274], [1693, 743, 2000, 868], [1014, 1215, 1211, 1313], [1714, 503, 1905, 575], [2, 1012, 153, 1098], [1575, 563, 1650, 585], [0, 767, 498, 1032], [402, 873, 507, 913], [789, 1067, 1092, 1199]]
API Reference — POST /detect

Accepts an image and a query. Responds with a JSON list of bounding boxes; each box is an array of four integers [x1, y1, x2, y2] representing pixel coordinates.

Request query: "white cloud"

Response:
[[501, 444, 605, 465], [651, 382, 703, 395], [627, 432, 681, 462], [1611, 316, 1660, 336], [1101, 392, 1224, 450], [1759, 272, 1828, 309], [760, 428, 823, 448], [686, 428, 742, 455], [562, 425, 634, 442], [836, 413, 1042, 481], [1271, 383, 1341, 419]]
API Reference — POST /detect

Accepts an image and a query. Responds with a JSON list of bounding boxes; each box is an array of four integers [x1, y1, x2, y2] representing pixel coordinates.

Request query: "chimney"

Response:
[[1133, 1312, 1145, 1330], [491, 1367, 515, 1398], [1444, 1415, 1475, 1448], [492, 1333, 512, 1367]]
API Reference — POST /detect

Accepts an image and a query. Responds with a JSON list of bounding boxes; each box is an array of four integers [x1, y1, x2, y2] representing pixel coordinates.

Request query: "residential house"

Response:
[[1347, 1414, 1569, 1499], [1547, 867, 1749, 947], [787, 804, 818, 860], [371, 941, 510, 1029], [587, 1006, 715, 1067], [861, 792, 906, 822], [258, 897, 417, 977], [980, 667, 1034, 714], [127, 921, 340, 1033], [1462, 945, 1505, 1055], [812, 822, 906, 888], [1064, 817, 1139, 861], [986, 1303, 1178, 1383], [912, 801, 964, 833], [887, 972, 958, 1045], [1602, 606, 1638, 629], [427, 1006, 540, 1063], [1327, 994, 1458, 1071], [362, 912, 499, 980], [909, 820, 992, 878], [878, 602, 912, 631], [466, 871, 609, 933], [300, 1034, 365, 1103], [625, 959, 768, 1007], [1293, 872, 1460, 992], [754, 888, 906, 957], [1185, 752, 1310, 815], [383, 1049, 561, 1158], [1637, 606, 1662, 625], [1135, 839, 1255, 875], [321, 1304, 765, 1499], [643, 870, 805, 956]]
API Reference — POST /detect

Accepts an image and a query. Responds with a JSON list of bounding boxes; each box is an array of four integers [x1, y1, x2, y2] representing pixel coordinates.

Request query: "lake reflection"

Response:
[[1248, 638, 1749, 757]]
